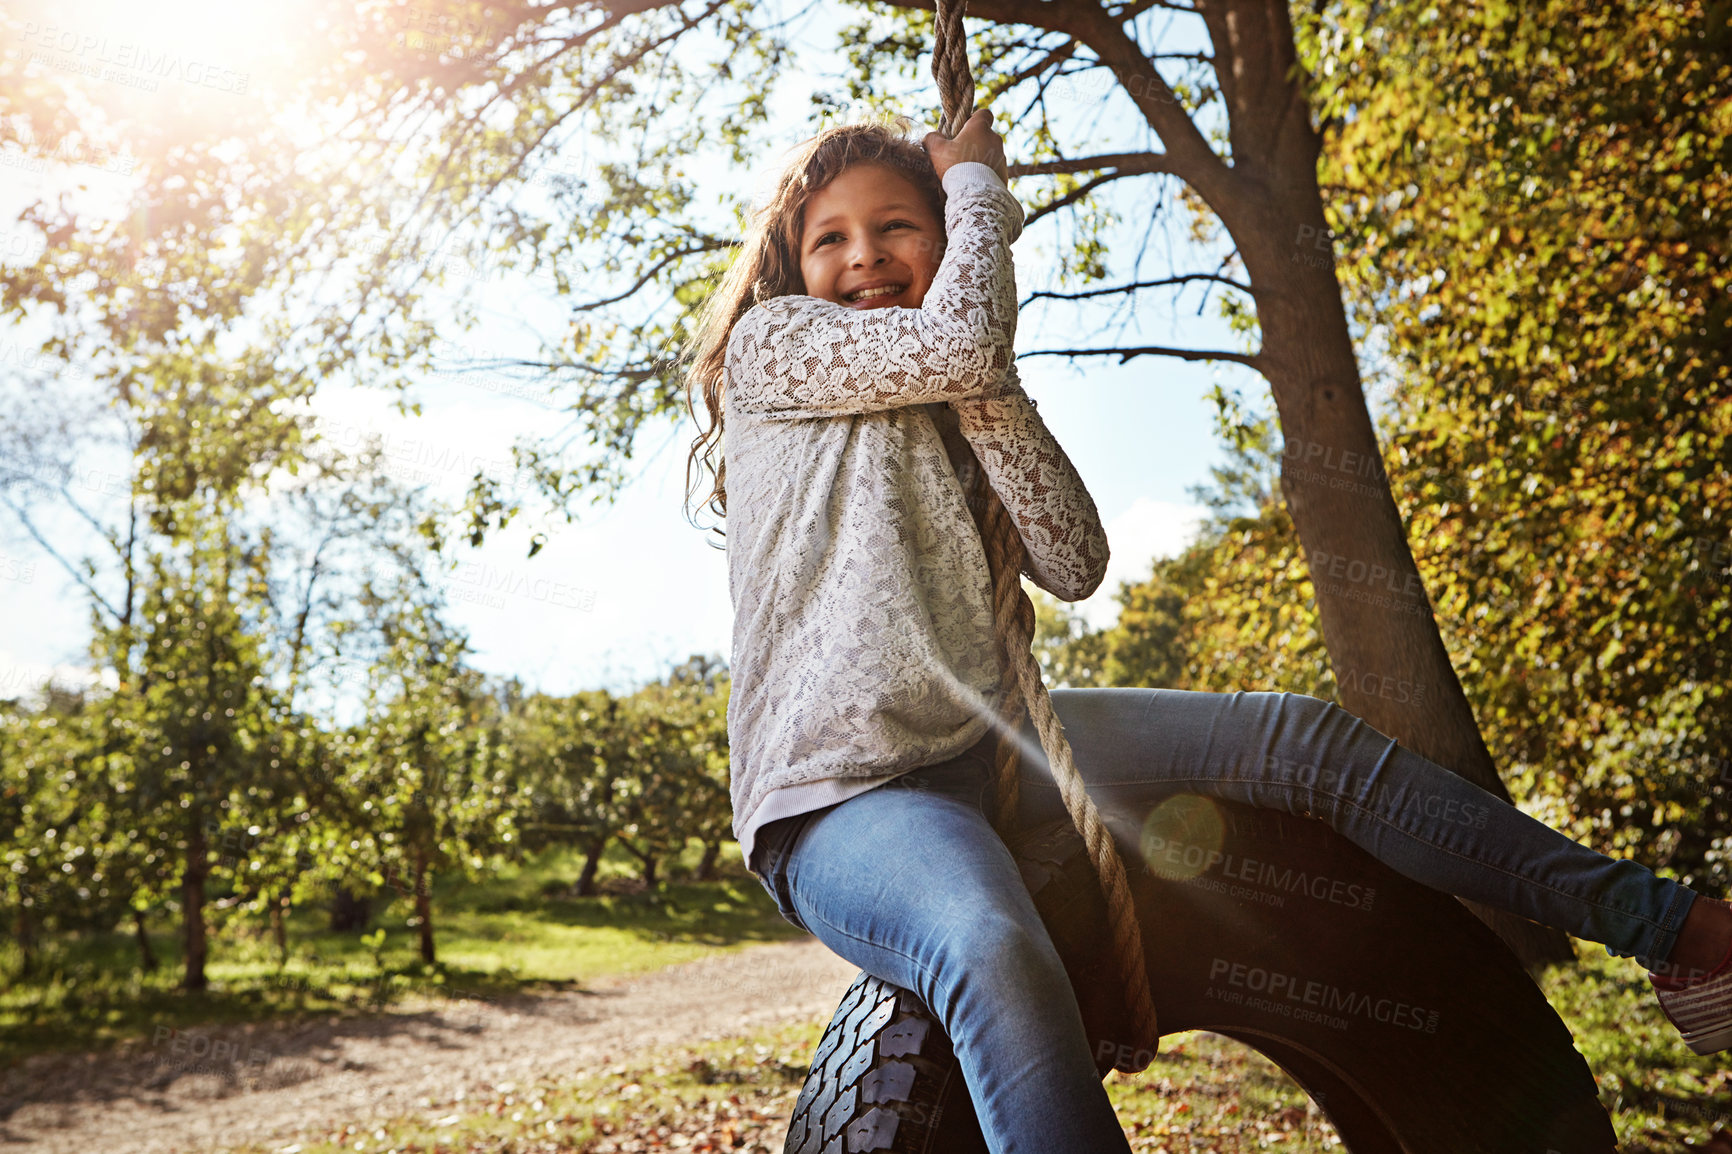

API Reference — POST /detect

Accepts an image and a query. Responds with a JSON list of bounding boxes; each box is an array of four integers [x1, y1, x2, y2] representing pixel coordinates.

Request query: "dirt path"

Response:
[[0, 938, 861, 1154]]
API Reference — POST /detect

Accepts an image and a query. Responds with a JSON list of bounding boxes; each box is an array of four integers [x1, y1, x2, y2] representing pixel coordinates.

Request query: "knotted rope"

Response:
[[928, 0, 1160, 1072]]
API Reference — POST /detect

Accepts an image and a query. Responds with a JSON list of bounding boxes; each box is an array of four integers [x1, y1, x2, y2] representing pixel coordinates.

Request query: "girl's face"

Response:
[[798, 162, 944, 310]]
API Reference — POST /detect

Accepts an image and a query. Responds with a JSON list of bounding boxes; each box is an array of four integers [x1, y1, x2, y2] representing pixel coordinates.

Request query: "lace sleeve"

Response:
[[726, 163, 1025, 419], [952, 364, 1111, 602]]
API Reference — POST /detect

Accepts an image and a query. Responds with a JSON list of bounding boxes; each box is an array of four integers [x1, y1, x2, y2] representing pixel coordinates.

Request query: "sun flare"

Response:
[[10, 0, 316, 110]]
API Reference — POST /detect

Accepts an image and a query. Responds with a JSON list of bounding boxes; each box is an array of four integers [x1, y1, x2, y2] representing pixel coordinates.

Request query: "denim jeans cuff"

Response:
[[1643, 882, 1700, 971]]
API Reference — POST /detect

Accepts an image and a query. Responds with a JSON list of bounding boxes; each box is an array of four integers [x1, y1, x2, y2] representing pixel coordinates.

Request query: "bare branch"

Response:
[[885, 0, 1091, 34], [1105, 0, 1149, 15], [1192, 245, 1245, 315], [449, 356, 666, 384], [1024, 171, 1123, 229], [991, 32, 1079, 97], [1021, 344, 1263, 370], [1009, 151, 1176, 178], [566, 240, 736, 312], [284, 530, 335, 712], [1023, 273, 1252, 308], [55, 485, 124, 556], [1008, 45, 1091, 123], [1114, 0, 1201, 14], [1, 496, 122, 625], [1062, 3, 1236, 205]]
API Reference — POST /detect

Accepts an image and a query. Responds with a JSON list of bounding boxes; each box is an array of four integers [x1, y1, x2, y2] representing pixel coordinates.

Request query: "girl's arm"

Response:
[[726, 162, 1023, 418], [952, 366, 1111, 602]]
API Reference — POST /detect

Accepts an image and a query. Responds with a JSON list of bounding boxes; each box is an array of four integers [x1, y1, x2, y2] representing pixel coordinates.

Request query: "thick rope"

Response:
[[930, 0, 1160, 1072], [932, 0, 974, 137]]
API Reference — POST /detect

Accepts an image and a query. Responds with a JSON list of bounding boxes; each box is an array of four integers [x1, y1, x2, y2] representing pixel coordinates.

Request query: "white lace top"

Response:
[[723, 161, 1110, 866]]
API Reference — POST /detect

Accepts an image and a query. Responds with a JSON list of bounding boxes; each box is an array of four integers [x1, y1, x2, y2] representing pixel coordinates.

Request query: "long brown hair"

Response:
[[679, 115, 946, 543]]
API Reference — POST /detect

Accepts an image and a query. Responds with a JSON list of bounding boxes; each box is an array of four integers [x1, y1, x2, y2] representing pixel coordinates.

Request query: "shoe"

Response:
[[1649, 931, 1732, 1056]]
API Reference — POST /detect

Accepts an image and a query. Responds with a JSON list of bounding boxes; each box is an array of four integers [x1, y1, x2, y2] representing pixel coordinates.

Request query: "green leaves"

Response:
[[1035, 419, 1332, 700], [507, 657, 731, 891]]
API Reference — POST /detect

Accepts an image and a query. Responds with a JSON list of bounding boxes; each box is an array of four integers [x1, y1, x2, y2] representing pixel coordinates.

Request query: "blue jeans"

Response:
[[750, 688, 1700, 1154]]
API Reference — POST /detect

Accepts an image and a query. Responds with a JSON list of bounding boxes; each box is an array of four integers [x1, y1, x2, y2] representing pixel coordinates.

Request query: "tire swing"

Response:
[[780, 5, 1618, 1151]]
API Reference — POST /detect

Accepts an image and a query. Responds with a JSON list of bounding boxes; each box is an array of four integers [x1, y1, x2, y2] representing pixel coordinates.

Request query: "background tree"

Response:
[[618, 655, 733, 886], [511, 688, 637, 897], [1037, 416, 1334, 698], [112, 498, 279, 992], [339, 585, 517, 964], [607, 700, 692, 891], [671, 658, 737, 882], [0, 690, 116, 979]]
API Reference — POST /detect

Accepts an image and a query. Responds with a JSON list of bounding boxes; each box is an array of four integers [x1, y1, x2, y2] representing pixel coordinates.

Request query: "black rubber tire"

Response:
[[782, 971, 986, 1154], [782, 798, 1618, 1154]]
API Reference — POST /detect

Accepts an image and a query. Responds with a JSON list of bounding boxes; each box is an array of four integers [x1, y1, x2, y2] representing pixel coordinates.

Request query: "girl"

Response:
[[679, 111, 1732, 1152]]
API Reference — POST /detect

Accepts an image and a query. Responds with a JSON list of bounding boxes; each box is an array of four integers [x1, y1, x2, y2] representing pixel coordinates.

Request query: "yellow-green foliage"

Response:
[[1033, 419, 1332, 700]]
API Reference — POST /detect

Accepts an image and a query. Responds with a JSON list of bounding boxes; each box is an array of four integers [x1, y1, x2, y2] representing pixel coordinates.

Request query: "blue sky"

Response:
[[0, 2, 1265, 701]]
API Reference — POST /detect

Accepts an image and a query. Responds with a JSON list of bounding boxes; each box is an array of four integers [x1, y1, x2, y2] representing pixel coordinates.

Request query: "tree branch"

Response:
[[1021, 344, 1263, 369], [1108, 1, 1205, 20], [993, 33, 1079, 97], [886, 0, 1097, 35], [1194, 0, 1316, 183], [1, 495, 122, 625], [1024, 171, 1123, 228], [1022, 273, 1253, 307], [1009, 151, 1177, 178], [567, 240, 735, 312], [1064, 2, 1237, 208], [285, 530, 334, 714]]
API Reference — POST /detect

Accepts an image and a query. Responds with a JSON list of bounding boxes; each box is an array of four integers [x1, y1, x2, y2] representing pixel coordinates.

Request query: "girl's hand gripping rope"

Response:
[[924, 108, 1008, 185]]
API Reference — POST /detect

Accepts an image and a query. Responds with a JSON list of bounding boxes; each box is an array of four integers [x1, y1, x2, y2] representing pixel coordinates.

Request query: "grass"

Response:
[[0, 838, 803, 1065], [1540, 945, 1732, 1150], [1106, 1033, 1340, 1151]]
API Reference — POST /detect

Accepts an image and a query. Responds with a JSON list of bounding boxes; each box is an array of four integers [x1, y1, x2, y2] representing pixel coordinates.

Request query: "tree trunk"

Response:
[[696, 840, 721, 882], [642, 854, 659, 890], [182, 818, 209, 992], [14, 902, 36, 978], [1070, 0, 1574, 971], [575, 836, 607, 896], [329, 886, 372, 932], [1250, 240, 1572, 970], [1223, 100, 1569, 970], [413, 848, 435, 964], [271, 890, 288, 965], [133, 908, 158, 973]]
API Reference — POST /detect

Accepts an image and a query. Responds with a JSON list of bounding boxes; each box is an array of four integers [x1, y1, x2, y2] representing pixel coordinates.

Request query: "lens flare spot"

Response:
[[1140, 793, 1224, 880]]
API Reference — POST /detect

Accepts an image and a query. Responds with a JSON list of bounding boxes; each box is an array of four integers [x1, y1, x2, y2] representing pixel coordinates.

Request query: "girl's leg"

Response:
[[1010, 687, 1698, 972], [764, 755, 1130, 1154]]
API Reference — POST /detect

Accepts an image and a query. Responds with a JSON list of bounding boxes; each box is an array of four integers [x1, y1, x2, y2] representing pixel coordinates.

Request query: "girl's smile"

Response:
[[798, 162, 945, 310]]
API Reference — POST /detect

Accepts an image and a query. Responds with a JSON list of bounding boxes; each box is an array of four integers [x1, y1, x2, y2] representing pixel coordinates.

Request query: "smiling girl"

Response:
[[678, 113, 1732, 1152]]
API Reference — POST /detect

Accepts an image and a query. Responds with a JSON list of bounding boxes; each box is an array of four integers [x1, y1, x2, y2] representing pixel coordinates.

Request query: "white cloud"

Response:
[[1071, 497, 1208, 631], [0, 648, 103, 704]]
